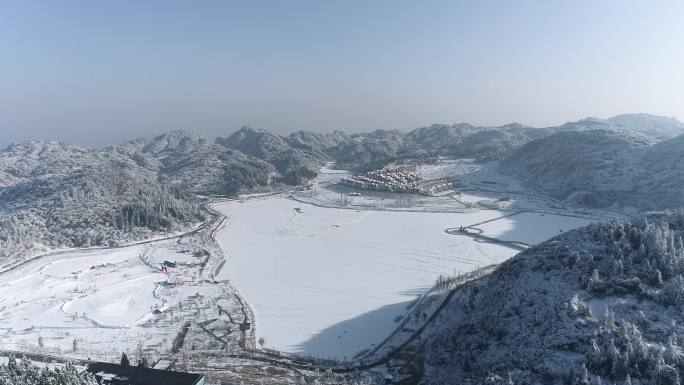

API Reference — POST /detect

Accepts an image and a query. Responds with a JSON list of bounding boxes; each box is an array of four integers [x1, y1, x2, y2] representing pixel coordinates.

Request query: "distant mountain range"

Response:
[[1, 113, 682, 262]]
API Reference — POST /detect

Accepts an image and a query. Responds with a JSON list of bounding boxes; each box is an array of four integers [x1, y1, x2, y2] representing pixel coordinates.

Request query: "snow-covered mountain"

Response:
[[556, 114, 684, 142], [325, 123, 554, 172], [608, 114, 684, 141], [502, 128, 684, 211], [421, 214, 684, 385], [216, 126, 330, 185], [320, 114, 680, 172], [0, 139, 204, 262], [121, 130, 276, 195]]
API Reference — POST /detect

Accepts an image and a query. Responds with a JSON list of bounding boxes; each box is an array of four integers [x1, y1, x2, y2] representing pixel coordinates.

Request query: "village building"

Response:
[[166, 274, 183, 287]]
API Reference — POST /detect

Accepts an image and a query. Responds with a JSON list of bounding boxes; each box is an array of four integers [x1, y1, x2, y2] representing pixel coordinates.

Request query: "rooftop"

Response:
[[86, 362, 205, 385]]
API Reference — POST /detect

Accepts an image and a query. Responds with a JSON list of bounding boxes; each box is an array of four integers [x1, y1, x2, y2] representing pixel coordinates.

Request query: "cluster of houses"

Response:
[[340, 168, 455, 195], [340, 170, 422, 193]]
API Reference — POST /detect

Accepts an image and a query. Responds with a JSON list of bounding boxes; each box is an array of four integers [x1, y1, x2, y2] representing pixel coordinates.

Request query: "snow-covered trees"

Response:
[[502, 123, 684, 211], [660, 275, 684, 307], [137, 356, 150, 368], [0, 356, 97, 385], [420, 214, 684, 385], [0, 139, 208, 262]]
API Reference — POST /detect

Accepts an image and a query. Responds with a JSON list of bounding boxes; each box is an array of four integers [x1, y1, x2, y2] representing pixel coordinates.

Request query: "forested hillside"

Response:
[[121, 130, 276, 195], [320, 114, 682, 173], [326, 123, 554, 172], [422, 213, 684, 385], [502, 128, 684, 211], [216, 126, 334, 185], [0, 140, 204, 263]]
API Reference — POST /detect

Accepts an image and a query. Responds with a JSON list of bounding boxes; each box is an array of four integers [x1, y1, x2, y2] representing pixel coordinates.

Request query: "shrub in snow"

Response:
[[660, 275, 684, 307], [0, 356, 97, 385]]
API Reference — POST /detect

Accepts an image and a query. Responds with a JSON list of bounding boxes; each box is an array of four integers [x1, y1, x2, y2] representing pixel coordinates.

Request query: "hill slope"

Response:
[[0, 130, 282, 264], [422, 214, 684, 385], [503, 127, 684, 211], [0, 140, 204, 263], [122, 130, 276, 195], [608, 113, 684, 141], [216, 126, 331, 184]]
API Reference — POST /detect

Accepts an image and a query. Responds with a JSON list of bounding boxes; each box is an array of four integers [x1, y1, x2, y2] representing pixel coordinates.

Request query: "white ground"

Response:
[[475, 212, 595, 245], [213, 161, 606, 361], [0, 246, 163, 329], [214, 197, 521, 360], [0, 243, 211, 361]]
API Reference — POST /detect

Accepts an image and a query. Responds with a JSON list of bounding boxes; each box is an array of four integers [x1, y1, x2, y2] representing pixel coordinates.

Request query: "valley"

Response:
[[0, 113, 680, 384], [213, 162, 601, 361], [0, 160, 604, 383]]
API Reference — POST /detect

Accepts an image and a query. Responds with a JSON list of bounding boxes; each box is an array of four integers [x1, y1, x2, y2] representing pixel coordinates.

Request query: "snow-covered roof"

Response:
[[166, 275, 182, 284]]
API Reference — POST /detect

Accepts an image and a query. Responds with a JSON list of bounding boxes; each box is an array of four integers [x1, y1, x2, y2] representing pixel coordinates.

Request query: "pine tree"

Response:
[[121, 352, 130, 366], [138, 356, 150, 368], [506, 372, 514, 385]]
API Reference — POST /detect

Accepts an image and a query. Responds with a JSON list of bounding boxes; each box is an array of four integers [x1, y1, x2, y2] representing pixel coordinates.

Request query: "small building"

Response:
[[152, 303, 169, 314], [166, 275, 183, 287], [86, 362, 205, 385]]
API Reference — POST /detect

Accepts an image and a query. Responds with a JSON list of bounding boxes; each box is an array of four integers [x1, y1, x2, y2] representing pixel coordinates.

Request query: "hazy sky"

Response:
[[1, 0, 683, 147]]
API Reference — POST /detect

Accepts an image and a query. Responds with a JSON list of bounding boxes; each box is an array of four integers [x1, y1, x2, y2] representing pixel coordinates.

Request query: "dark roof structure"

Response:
[[86, 362, 205, 385]]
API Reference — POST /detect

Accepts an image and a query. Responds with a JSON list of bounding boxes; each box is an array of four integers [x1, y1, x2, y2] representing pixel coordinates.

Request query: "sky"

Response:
[[1, 0, 683, 147]]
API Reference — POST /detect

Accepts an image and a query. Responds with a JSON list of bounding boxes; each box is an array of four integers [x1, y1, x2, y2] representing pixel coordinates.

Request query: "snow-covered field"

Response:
[[0, 246, 162, 329], [0, 241, 214, 361], [214, 197, 519, 360]]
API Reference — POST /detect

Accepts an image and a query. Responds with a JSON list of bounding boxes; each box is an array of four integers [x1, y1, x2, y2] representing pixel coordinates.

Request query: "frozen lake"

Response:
[[214, 197, 519, 360], [475, 212, 594, 245]]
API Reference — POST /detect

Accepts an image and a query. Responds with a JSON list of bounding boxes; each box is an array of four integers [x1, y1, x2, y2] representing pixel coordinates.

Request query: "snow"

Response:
[[475, 212, 595, 244], [214, 197, 519, 360], [64, 275, 161, 327], [316, 162, 352, 184], [0, 246, 163, 329], [0, 242, 208, 360]]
